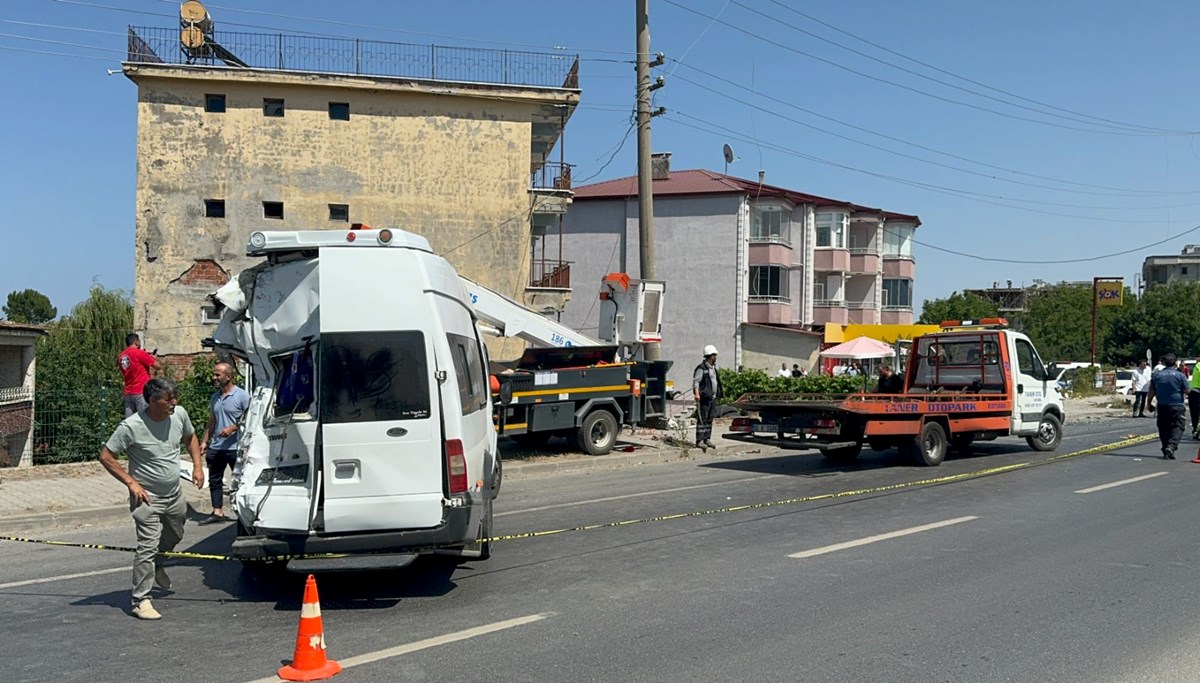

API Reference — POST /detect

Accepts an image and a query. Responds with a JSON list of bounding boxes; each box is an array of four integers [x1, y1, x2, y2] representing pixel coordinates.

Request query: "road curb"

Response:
[[0, 486, 212, 533]]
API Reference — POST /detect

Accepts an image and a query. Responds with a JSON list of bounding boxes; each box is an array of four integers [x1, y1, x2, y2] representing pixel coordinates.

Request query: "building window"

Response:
[[263, 98, 285, 117], [749, 265, 789, 302], [204, 199, 225, 218], [815, 212, 847, 248], [883, 278, 913, 309], [200, 305, 221, 325], [205, 94, 226, 113], [750, 204, 790, 244], [883, 224, 915, 258], [1184, 267, 1190, 276], [814, 274, 844, 305], [328, 102, 350, 120], [263, 201, 284, 219], [328, 204, 349, 222]]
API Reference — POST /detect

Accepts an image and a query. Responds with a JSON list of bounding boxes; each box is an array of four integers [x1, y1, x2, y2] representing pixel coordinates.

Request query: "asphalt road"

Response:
[[2, 417, 1196, 682]]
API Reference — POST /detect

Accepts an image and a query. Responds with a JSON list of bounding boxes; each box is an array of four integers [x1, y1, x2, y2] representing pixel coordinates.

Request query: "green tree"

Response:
[[33, 286, 133, 463], [1015, 282, 1134, 364], [917, 291, 999, 324], [3, 288, 56, 324], [1107, 281, 1200, 365]]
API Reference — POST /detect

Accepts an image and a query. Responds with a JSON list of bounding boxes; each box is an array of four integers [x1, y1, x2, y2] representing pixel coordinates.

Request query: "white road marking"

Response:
[[788, 516, 979, 559], [1075, 471, 1168, 494], [245, 613, 550, 683], [498, 475, 780, 517], [0, 566, 128, 589]]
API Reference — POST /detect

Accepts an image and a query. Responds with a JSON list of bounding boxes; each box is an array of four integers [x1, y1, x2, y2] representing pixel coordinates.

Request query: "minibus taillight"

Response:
[[446, 439, 468, 494]]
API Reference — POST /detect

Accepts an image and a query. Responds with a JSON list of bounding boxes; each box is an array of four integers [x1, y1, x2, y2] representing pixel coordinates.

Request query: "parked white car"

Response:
[[1114, 369, 1133, 395]]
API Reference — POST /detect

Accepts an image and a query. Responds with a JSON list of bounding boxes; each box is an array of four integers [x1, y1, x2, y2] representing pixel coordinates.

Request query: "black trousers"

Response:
[[1132, 391, 1148, 416], [1157, 404, 1186, 454], [696, 398, 716, 444]]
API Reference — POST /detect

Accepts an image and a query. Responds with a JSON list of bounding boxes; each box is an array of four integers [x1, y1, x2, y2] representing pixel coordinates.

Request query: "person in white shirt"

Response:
[[778, 362, 791, 378], [1131, 359, 1152, 417]]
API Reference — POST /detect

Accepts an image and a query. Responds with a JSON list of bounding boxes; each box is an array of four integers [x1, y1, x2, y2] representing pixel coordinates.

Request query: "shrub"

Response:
[[715, 368, 864, 404]]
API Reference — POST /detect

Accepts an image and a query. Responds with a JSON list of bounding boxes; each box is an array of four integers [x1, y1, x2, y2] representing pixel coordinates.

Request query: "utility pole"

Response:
[[636, 0, 664, 360]]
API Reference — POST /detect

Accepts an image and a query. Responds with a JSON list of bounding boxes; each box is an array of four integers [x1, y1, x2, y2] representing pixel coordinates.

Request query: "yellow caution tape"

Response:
[[0, 433, 1158, 562]]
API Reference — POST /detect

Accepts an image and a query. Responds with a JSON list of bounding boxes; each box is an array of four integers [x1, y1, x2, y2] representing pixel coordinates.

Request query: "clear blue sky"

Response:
[[4, 0, 1200, 318]]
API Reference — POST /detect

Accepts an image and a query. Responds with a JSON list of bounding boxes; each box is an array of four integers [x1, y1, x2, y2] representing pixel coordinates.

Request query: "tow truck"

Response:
[[471, 273, 673, 455], [725, 319, 1065, 466]]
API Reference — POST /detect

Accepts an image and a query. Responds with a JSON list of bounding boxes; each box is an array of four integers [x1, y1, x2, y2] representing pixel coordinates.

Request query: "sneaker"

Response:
[[154, 567, 171, 590], [705, 440, 717, 449], [132, 598, 162, 620]]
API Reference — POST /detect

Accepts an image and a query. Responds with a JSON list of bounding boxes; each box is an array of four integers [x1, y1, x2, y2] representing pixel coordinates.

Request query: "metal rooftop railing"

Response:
[[127, 26, 580, 89]]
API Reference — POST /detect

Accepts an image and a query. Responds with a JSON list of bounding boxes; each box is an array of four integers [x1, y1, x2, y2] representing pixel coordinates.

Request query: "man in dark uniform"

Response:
[[692, 345, 723, 452], [1148, 353, 1190, 460]]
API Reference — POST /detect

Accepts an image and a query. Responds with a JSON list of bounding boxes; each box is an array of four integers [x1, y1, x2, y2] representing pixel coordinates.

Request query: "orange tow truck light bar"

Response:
[[939, 317, 1009, 329]]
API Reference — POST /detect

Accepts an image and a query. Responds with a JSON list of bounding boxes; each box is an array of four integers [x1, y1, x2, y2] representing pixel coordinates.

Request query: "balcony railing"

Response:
[[813, 299, 846, 307], [845, 301, 875, 310], [849, 247, 878, 255], [532, 162, 573, 190], [882, 303, 913, 311], [749, 234, 792, 246], [127, 26, 580, 89], [529, 259, 571, 289], [748, 295, 791, 303]]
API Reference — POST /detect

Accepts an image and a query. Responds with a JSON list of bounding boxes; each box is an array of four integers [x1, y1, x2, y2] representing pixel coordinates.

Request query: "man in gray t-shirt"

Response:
[[99, 377, 203, 620]]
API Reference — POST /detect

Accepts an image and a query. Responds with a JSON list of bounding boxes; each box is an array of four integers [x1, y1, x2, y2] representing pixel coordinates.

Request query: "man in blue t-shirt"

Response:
[[199, 362, 250, 523], [1149, 353, 1190, 459]]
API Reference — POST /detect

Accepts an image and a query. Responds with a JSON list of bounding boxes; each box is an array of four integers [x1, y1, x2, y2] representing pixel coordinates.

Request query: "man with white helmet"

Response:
[[692, 345, 723, 451]]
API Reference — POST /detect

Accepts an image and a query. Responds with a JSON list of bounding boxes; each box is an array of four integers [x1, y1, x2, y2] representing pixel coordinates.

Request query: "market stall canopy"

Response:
[[820, 336, 895, 360]]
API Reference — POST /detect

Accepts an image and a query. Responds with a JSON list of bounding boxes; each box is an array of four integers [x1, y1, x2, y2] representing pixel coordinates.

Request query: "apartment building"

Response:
[[560, 159, 920, 383]]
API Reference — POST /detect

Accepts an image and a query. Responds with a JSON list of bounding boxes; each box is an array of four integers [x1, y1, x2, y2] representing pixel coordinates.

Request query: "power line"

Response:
[[667, 72, 1200, 210], [881, 223, 1200, 265], [667, 112, 1200, 225], [661, 0, 1194, 137], [664, 60, 1200, 197], [0, 31, 125, 54], [763, 0, 1183, 136], [730, 0, 1190, 135], [0, 43, 118, 63]]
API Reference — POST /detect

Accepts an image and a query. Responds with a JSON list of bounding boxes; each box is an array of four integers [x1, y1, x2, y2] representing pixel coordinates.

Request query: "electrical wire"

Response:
[[664, 61, 1200, 197], [762, 0, 1184, 136], [729, 0, 1192, 135], [667, 72, 1200, 210], [666, 111, 1200, 225], [661, 0, 1193, 137], [880, 223, 1200, 265], [0, 43, 118, 62]]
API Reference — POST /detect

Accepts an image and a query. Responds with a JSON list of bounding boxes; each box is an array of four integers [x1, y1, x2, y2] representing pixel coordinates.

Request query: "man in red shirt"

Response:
[[119, 333, 157, 417]]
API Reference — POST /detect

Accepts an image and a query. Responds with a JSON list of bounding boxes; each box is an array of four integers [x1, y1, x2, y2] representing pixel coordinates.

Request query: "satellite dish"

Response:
[[723, 144, 735, 164]]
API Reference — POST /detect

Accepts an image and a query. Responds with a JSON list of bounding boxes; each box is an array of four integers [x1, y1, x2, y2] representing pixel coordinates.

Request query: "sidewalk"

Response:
[[0, 420, 752, 533]]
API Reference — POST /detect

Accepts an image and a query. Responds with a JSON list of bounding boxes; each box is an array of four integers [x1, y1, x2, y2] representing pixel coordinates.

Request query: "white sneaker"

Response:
[[154, 567, 171, 590], [133, 598, 162, 620]]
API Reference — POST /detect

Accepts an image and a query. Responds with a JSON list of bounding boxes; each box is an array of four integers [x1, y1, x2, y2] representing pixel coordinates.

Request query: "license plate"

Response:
[[753, 424, 779, 433]]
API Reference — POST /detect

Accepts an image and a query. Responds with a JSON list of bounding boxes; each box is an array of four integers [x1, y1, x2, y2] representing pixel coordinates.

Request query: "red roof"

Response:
[[573, 168, 920, 224]]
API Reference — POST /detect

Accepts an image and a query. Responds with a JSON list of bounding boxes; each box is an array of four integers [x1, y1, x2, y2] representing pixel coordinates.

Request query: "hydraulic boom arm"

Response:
[[460, 276, 601, 348]]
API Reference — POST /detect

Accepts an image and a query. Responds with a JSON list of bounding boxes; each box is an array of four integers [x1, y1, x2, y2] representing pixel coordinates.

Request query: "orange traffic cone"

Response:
[[1191, 446, 1200, 464], [278, 574, 341, 682]]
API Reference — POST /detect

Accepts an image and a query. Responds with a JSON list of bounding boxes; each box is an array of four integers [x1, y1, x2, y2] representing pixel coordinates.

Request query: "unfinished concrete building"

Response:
[[123, 21, 579, 365]]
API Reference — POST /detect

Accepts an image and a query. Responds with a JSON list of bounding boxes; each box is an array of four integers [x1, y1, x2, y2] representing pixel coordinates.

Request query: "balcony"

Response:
[[812, 300, 849, 325], [532, 161, 573, 191], [846, 301, 878, 324], [881, 305, 914, 325], [813, 248, 850, 272], [849, 247, 880, 274], [882, 257, 915, 279], [529, 259, 571, 290], [748, 242, 793, 266], [747, 299, 792, 324]]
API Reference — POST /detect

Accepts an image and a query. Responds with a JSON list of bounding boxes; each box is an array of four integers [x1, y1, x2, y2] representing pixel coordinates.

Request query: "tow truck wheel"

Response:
[[1026, 413, 1063, 452], [913, 422, 948, 466], [822, 443, 863, 463], [576, 410, 619, 455]]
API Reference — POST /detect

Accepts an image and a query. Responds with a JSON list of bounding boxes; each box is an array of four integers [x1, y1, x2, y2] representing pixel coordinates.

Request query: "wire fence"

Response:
[[128, 26, 580, 89], [24, 387, 125, 466]]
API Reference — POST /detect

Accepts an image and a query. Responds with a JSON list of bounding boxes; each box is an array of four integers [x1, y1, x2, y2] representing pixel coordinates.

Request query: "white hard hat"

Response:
[[703, 345, 719, 356]]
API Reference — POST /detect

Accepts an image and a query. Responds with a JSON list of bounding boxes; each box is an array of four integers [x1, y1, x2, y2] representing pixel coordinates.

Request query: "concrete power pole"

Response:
[[636, 0, 664, 360]]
